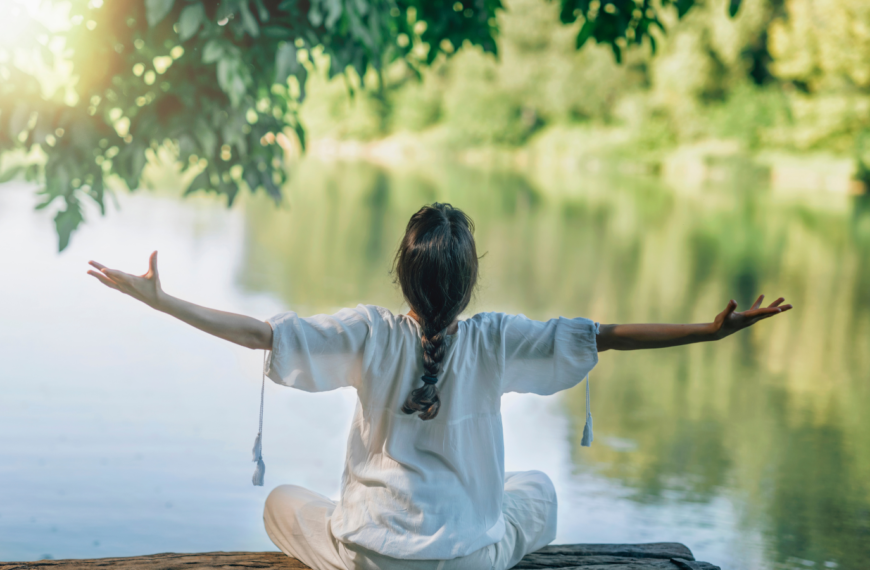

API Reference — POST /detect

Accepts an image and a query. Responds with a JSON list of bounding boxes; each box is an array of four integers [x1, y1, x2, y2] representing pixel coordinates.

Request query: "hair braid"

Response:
[[402, 322, 448, 420], [394, 203, 479, 421]]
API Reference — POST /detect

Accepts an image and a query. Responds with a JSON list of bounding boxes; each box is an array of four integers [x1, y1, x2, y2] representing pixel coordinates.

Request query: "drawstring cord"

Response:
[[581, 373, 593, 447], [251, 351, 267, 486]]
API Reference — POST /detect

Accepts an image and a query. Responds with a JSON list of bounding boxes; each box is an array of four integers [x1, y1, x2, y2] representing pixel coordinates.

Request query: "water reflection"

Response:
[[238, 159, 870, 569], [2, 159, 869, 569]]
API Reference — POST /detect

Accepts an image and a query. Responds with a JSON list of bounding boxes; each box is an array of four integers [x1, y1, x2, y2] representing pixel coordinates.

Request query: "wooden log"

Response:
[[517, 557, 678, 568], [0, 553, 307, 570], [1, 544, 721, 570], [512, 543, 694, 567]]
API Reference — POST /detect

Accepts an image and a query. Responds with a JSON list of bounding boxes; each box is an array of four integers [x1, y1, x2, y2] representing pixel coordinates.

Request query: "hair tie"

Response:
[[421, 374, 438, 385]]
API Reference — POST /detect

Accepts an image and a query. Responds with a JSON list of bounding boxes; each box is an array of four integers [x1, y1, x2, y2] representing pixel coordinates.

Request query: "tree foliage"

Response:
[[0, 0, 733, 250], [557, 0, 740, 62]]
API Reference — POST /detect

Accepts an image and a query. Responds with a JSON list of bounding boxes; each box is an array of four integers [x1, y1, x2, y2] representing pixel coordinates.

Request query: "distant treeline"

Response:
[[304, 0, 870, 176]]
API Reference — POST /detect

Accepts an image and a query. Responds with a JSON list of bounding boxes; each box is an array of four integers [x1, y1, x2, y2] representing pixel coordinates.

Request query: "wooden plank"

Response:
[[515, 556, 678, 568], [0, 553, 307, 570], [1, 544, 720, 570], [556, 558, 722, 570], [547, 561, 721, 570], [513, 543, 695, 568]]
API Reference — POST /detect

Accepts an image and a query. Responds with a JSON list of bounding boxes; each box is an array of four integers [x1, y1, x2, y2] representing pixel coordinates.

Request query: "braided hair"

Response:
[[394, 203, 479, 420]]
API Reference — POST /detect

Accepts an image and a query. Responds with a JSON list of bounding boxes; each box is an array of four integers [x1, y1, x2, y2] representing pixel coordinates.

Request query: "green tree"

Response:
[[766, 0, 870, 163], [0, 0, 739, 250]]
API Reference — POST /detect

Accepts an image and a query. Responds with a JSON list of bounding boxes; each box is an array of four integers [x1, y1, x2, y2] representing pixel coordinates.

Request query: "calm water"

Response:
[[1, 159, 869, 569]]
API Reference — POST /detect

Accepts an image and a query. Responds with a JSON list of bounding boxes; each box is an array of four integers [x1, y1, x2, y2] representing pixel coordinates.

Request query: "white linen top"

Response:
[[265, 305, 599, 560]]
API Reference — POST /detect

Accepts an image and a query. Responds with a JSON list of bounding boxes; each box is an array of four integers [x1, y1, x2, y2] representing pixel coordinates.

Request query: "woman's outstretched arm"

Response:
[[87, 251, 273, 350], [596, 296, 792, 352]]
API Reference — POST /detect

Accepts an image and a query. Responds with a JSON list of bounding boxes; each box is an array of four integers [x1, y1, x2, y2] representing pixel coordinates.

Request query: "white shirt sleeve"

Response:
[[498, 313, 599, 395], [264, 305, 373, 392]]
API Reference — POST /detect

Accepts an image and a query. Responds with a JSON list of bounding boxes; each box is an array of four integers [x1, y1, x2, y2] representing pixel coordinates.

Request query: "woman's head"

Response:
[[394, 203, 479, 420]]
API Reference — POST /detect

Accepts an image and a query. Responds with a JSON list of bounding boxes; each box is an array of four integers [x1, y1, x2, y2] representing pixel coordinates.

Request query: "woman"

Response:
[[88, 203, 791, 570]]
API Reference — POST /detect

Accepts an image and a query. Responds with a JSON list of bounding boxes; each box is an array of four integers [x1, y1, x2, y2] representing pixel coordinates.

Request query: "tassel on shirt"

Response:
[[581, 412, 593, 447], [580, 374, 593, 447], [252, 431, 265, 486], [252, 351, 267, 486]]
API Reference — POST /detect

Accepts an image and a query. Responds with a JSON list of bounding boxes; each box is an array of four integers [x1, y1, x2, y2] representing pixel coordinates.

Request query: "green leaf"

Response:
[[576, 19, 595, 50], [0, 164, 23, 183], [116, 142, 147, 190], [324, 0, 344, 29], [611, 42, 622, 63], [217, 57, 249, 107], [202, 40, 224, 63], [254, 0, 270, 21], [177, 133, 198, 159], [55, 201, 84, 252], [348, 10, 373, 49], [292, 122, 306, 151], [35, 194, 56, 210], [297, 66, 308, 102], [261, 26, 292, 38], [145, 0, 175, 27], [178, 3, 205, 41], [217, 58, 233, 97], [728, 0, 742, 17], [558, 0, 580, 24], [239, 1, 260, 37], [224, 180, 240, 206], [243, 166, 260, 193], [185, 170, 209, 195], [308, 4, 324, 27], [195, 127, 217, 158], [260, 169, 280, 200], [46, 162, 71, 197], [352, 0, 368, 17], [675, 0, 695, 18], [275, 42, 299, 85], [89, 176, 106, 215]]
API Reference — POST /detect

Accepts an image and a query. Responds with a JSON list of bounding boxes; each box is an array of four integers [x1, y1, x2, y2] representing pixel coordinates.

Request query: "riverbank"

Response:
[[297, 125, 867, 201]]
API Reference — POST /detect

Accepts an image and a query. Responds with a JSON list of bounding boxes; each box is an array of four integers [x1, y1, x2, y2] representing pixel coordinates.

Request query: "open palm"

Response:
[[713, 295, 792, 339], [87, 251, 164, 309]]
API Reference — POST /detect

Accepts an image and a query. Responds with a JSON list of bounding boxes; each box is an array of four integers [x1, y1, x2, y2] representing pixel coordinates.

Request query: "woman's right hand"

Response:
[[87, 250, 271, 349], [87, 251, 165, 310], [711, 295, 792, 340]]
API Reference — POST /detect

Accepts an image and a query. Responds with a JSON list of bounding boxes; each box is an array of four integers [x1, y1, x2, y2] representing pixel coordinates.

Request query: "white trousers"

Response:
[[264, 471, 557, 570]]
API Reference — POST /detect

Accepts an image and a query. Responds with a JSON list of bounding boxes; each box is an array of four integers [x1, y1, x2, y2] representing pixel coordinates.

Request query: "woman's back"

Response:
[[86, 200, 790, 570], [265, 304, 599, 559]]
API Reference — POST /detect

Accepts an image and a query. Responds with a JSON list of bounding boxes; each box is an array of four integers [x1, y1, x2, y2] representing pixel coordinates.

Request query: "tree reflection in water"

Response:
[[237, 159, 870, 569]]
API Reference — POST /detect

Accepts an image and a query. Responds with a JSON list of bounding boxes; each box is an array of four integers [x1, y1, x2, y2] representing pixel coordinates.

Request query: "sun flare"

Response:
[[0, 0, 70, 50]]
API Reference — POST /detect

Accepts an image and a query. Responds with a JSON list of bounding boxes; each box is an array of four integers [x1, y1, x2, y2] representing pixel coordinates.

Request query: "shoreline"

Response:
[[298, 127, 867, 199]]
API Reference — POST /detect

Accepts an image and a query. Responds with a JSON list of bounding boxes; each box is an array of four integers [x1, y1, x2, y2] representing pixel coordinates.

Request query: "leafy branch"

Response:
[[0, 0, 736, 250]]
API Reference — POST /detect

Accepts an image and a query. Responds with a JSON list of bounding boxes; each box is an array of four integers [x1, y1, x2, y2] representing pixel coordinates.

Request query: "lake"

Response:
[[1, 158, 868, 569]]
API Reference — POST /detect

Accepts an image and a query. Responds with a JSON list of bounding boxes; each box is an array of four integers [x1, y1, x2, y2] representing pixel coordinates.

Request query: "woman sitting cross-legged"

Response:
[[88, 203, 791, 570]]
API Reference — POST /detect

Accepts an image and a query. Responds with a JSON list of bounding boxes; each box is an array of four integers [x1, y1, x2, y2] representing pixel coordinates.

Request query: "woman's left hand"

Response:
[[712, 295, 792, 339], [87, 251, 164, 309]]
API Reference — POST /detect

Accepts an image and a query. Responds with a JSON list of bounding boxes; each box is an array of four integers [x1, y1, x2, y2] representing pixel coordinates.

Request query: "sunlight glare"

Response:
[[0, 1, 37, 48], [0, 0, 71, 49]]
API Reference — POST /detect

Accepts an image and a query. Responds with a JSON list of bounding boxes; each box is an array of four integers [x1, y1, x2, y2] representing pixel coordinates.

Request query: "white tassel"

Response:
[[252, 431, 262, 460], [581, 374, 593, 447], [252, 432, 265, 486], [251, 351, 267, 486], [581, 412, 593, 447]]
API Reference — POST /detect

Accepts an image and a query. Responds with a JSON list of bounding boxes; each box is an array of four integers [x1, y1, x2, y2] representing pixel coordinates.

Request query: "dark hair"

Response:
[[394, 203, 479, 420]]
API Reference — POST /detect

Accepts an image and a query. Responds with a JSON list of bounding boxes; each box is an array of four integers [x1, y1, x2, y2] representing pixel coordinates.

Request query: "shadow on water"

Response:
[[235, 159, 870, 569]]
